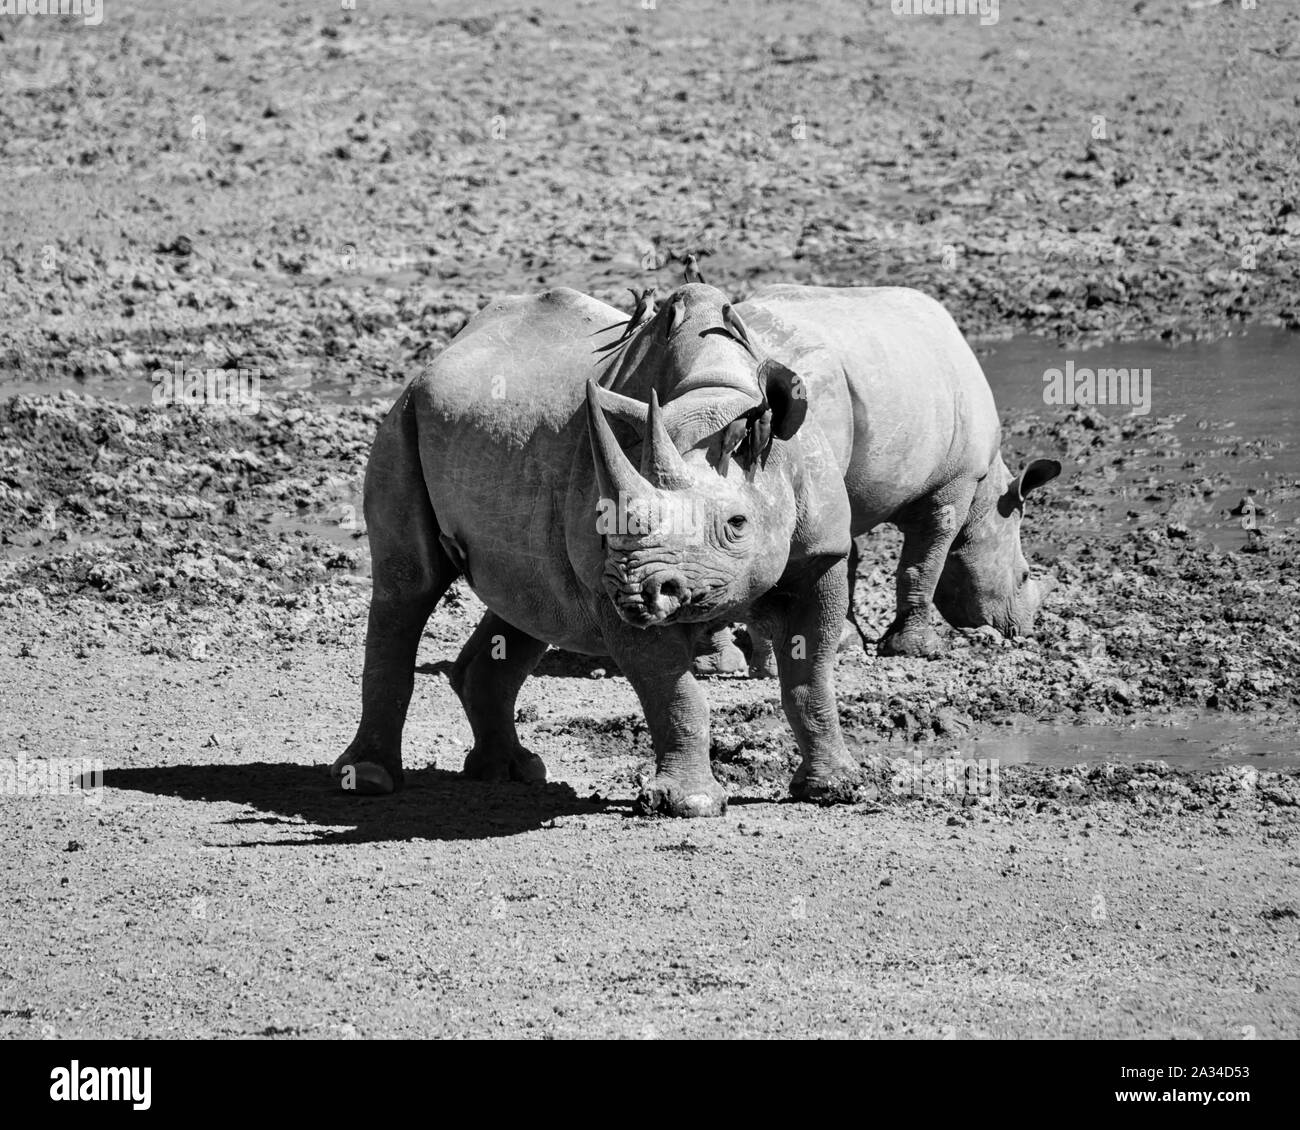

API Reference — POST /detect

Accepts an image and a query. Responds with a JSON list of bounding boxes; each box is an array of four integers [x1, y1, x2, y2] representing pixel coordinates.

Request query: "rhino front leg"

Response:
[[877, 485, 976, 659], [765, 556, 863, 804], [451, 612, 549, 783], [604, 617, 727, 818]]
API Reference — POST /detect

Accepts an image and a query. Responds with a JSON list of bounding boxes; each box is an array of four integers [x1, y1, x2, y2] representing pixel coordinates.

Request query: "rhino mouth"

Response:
[[615, 598, 680, 627], [605, 574, 722, 628]]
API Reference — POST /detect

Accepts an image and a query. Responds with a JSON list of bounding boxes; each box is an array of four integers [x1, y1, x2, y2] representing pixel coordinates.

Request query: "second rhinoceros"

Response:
[[694, 284, 1061, 676], [334, 284, 861, 817]]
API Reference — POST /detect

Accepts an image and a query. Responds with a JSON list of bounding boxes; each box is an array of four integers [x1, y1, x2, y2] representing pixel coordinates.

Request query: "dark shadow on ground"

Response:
[[100, 763, 619, 845]]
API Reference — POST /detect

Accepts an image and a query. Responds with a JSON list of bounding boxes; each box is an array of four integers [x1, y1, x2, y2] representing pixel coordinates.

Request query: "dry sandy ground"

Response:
[[1, 615, 1297, 1040]]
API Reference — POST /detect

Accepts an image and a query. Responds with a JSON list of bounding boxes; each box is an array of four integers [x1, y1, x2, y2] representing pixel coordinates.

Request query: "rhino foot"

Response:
[[877, 621, 946, 659], [789, 762, 874, 806], [692, 642, 749, 677], [749, 656, 778, 679], [839, 622, 867, 653], [634, 775, 728, 818], [747, 636, 778, 679], [330, 746, 401, 796], [463, 744, 548, 784]]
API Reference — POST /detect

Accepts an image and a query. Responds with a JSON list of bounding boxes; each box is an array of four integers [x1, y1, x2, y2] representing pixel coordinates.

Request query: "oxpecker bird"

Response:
[[683, 253, 707, 285], [594, 287, 656, 354]]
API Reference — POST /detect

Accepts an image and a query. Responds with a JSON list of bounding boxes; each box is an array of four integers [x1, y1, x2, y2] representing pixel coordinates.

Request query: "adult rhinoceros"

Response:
[[333, 283, 860, 817], [694, 284, 1061, 676]]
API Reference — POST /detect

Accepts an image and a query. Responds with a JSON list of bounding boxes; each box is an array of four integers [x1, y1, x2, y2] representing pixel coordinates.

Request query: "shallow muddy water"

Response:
[[977, 326, 1299, 549], [952, 715, 1300, 771]]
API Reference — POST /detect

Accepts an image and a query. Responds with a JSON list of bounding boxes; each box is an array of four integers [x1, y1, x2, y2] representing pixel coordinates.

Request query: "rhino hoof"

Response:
[[634, 776, 728, 818], [837, 623, 862, 652], [337, 760, 397, 796], [463, 745, 548, 784], [877, 626, 945, 659], [789, 767, 873, 806], [331, 745, 402, 795], [692, 643, 748, 677]]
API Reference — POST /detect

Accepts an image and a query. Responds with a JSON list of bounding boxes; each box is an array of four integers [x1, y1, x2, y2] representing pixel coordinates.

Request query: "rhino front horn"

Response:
[[640, 390, 692, 490], [586, 379, 650, 502]]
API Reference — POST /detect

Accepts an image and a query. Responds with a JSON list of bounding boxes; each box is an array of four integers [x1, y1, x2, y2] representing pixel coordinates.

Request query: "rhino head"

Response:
[[584, 288, 813, 629], [933, 456, 1061, 638]]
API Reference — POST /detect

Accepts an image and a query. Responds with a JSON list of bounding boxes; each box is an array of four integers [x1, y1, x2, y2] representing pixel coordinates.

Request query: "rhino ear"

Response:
[[760, 358, 808, 442], [1000, 458, 1061, 515], [1016, 459, 1061, 501]]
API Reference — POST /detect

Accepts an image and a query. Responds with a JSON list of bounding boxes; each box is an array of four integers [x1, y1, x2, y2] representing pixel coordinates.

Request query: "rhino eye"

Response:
[[723, 514, 750, 541]]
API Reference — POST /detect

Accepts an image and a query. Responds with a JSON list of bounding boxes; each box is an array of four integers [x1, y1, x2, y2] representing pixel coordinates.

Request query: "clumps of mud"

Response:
[[536, 714, 654, 765], [0, 391, 384, 654], [544, 701, 1300, 823], [1, 389, 1297, 772], [3, 1, 1299, 402]]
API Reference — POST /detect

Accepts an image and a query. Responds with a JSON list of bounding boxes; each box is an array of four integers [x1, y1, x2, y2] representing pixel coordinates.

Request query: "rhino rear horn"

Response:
[[586, 380, 650, 501], [640, 389, 693, 490]]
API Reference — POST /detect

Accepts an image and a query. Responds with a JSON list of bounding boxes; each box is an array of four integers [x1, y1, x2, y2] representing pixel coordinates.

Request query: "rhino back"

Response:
[[739, 286, 1001, 531], [406, 288, 621, 651]]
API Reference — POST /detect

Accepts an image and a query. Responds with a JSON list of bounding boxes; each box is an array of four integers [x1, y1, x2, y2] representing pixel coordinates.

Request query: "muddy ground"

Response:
[[1, 0, 1298, 1038]]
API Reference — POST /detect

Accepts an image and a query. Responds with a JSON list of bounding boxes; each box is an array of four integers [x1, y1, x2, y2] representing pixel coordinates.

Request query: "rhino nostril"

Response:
[[658, 578, 687, 603], [641, 575, 688, 617]]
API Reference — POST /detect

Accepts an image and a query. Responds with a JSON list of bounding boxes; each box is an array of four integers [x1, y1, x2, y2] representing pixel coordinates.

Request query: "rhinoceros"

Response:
[[333, 283, 862, 817], [693, 284, 1061, 676]]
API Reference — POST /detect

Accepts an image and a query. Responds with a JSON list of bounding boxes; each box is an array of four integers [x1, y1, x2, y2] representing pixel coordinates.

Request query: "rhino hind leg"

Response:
[[334, 392, 459, 795], [691, 623, 748, 677], [746, 627, 779, 679], [843, 538, 872, 654], [877, 486, 976, 659], [451, 612, 549, 783], [333, 551, 457, 794]]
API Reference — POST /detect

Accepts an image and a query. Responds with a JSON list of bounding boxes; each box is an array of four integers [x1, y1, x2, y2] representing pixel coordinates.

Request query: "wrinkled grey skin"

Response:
[[697, 285, 1060, 672], [333, 284, 858, 817]]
